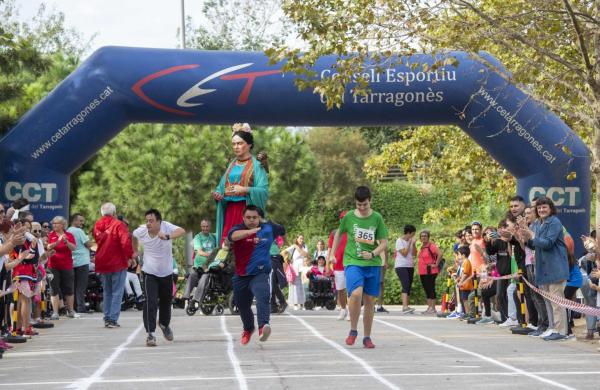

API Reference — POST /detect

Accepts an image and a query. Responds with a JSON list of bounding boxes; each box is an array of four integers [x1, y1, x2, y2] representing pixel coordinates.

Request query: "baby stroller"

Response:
[[304, 276, 337, 311], [85, 272, 103, 313]]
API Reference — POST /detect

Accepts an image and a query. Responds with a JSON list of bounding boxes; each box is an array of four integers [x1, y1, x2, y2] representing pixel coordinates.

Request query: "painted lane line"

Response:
[[288, 313, 402, 390], [376, 319, 577, 390], [220, 315, 248, 390], [66, 324, 144, 390], [4, 371, 600, 386]]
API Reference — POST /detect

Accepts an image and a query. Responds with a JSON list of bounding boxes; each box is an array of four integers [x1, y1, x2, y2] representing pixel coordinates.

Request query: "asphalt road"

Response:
[[1, 306, 599, 390]]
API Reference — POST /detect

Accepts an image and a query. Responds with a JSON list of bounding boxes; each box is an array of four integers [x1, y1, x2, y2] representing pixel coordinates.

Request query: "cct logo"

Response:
[[4, 182, 57, 203], [528, 187, 580, 207]]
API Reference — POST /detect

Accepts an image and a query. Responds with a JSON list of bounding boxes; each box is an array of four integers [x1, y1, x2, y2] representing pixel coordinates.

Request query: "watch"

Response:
[[165, 234, 171, 240], [370, 251, 376, 258]]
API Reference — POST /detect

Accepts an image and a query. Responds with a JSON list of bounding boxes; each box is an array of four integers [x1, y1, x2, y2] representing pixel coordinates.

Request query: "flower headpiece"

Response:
[[232, 123, 252, 135]]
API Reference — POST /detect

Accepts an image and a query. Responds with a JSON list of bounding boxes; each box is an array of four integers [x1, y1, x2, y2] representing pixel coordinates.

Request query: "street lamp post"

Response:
[[180, 0, 186, 49]]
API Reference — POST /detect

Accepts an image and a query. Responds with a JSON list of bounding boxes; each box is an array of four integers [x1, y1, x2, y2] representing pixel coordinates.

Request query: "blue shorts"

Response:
[[345, 265, 381, 297]]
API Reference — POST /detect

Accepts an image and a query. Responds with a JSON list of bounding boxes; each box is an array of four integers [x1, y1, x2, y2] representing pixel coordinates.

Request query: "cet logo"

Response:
[[528, 186, 581, 207], [131, 63, 281, 116], [4, 182, 57, 203]]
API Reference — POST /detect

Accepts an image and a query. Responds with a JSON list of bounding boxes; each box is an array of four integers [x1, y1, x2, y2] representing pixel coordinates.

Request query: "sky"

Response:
[[16, 0, 204, 55]]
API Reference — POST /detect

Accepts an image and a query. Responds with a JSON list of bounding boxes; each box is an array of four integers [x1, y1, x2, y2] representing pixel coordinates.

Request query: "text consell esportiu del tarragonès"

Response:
[[319, 68, 456, 107]]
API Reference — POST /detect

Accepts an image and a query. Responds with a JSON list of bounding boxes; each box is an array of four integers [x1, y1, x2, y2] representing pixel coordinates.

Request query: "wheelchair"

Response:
[[304, 276, 337, 311], [185, 270, 237, 316]]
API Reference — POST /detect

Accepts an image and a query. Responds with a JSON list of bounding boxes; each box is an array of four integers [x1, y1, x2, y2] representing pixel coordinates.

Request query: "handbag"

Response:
[[285, 263, 297, 283]]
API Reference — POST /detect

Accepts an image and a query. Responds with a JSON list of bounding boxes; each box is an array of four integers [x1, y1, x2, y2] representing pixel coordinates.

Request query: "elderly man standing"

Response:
[[93, 203, 134, 328]]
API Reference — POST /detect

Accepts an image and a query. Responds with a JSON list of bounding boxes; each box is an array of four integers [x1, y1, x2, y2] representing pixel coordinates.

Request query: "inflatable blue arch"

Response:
[[0, 47, 590, 253]]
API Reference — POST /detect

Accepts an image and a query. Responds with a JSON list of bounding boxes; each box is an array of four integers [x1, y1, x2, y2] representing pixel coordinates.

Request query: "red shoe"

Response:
[[363, 337, 375, 349], [258, 324, 271, 342], [240, 329, 254, 345], [25, 326, 39, 336], [345, 333, 357, 345]]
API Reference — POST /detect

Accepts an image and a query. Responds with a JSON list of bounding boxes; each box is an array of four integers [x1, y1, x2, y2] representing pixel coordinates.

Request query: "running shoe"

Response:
[[158, 323, 174, 341], [337, 309, 347, 321], [540, 328, 555, 338], [50, 313, 59, 320], [363, 337, 375, 349], [240, 329, 254, 345], [66, 311, 80, 319], [499, 318, 519, 327], [475, 316, 494, 325], [146, 333, 157, 347], [447, 311, 461, 319], [259, 324, 271, 342], [400, 307, 415, 315], [376, 306, 389, 313], [528, 328, 546, 337], [346, 330, 358, 345], [543, 332, 567, 341], [24, 326, 38, 336]]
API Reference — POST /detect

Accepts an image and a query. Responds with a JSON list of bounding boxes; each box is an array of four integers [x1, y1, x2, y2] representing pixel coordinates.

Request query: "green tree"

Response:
[[269, 0, 600, 228], [0, 0, 86, 135], [306, 127, 370, 209], [183, 0, 293, 50]]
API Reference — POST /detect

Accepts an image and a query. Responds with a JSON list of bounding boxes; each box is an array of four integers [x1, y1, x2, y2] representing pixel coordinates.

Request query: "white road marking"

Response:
[[220, 315, 248, 390], [376, 319, 578, 390], [66, 324, 144, 390], [288, 312, 402, 390], [3, 371, 600, 386]]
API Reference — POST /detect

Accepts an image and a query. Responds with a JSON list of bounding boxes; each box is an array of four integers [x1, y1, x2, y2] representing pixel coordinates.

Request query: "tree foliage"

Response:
[[71, 125, 317, 230], [270, 0, 600, 226], [305, 127, 370, 208]]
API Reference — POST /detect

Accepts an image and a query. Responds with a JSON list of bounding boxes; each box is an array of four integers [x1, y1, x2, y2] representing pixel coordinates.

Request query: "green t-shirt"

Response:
[[510, 255, 518, 284], [67, 226, 91, 267], [338, 210, 388, 267], [193, 233, 217, 268], [269, 242, 281, 256]]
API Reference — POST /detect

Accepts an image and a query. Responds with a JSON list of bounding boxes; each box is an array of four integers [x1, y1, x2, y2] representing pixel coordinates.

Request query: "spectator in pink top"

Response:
[[417, 230, 441, 315]]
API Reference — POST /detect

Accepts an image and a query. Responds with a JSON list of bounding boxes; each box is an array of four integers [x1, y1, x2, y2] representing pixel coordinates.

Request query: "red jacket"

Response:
[[93, 216, 133, 273]]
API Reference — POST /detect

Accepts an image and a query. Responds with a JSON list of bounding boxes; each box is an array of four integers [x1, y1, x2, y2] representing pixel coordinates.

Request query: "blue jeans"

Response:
[[101, 270, 127, 323], [580, 274, 598, 330], [233, 273, 271, 331]]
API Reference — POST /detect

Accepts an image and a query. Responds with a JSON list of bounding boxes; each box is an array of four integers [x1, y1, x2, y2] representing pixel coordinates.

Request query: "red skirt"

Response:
[[221, 201, 246, 245]]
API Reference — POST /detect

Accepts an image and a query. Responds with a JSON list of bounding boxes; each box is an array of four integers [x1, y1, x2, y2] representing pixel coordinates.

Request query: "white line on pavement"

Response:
[[220, 315, 248, 390], [375, 319, 577, 390], [3, 371, 600, 386], [288, 313, 402, 390], [66, 324, 144, 390]]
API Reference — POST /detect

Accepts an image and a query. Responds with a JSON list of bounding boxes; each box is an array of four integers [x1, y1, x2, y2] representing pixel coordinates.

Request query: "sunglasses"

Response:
[[42, 225, 49, 228], [32, 230, 41, 233]]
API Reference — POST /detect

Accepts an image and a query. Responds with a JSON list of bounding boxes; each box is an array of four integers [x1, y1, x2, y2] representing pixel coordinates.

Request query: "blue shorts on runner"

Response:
[[345, 265, 381, 297]]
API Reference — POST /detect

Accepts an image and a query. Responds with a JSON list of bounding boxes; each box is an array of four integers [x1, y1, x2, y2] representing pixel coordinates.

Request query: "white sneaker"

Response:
[[337, 309, 347, 321], [527, 323, 538, 330], [346, 311, 351, 321], [540, 328, 555, 338], [490, 310, 501, 323], [499, 318, 519, 327]]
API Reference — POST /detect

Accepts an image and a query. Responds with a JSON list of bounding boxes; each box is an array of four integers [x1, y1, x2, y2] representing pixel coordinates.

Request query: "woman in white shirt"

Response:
[[395, 225, 417, 314], [287, 235, 308, 309]]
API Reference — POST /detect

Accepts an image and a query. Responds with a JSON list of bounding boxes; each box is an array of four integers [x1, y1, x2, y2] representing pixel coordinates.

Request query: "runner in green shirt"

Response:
[[328, 186, 388, 349]]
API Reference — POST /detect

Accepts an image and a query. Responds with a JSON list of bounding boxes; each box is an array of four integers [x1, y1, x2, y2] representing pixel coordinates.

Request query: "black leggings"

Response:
[[564, 285, 578, 335], [420, 274, 437, 299], [481, 281, 497, 317], [395, 267, 414, 294]]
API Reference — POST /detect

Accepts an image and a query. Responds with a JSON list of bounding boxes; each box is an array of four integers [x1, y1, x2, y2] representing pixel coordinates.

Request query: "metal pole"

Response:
[[180, 0, 186, 49]]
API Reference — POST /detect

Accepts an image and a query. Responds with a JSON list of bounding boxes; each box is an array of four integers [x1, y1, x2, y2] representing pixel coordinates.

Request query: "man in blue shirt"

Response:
[[228, 205, 285, 345]]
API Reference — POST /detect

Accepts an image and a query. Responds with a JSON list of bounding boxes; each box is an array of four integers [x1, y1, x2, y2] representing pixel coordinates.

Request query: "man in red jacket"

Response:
[[93, 202, 134, 328]]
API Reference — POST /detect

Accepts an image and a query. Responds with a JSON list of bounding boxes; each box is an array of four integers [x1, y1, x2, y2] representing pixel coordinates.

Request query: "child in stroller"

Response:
[[186, 240, 236, 316], [305, 256, 337, 310]]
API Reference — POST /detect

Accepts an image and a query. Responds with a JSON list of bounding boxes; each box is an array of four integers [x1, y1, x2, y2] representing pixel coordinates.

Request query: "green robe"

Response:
[[214, 155, 269, 244]]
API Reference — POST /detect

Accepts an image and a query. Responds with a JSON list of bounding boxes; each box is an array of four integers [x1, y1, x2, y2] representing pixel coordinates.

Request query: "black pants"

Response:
[[496, 279, 509, 322], [143, 273, 172, 334], [564, 285, 578, 335], [73, 264, 89, 312], [419, 273, 437, 299], [481, 281, 497, 317], [520, 267, 538, 326], [0, 267, 10, 334], [526, 265, 548, 331], [395, 267, 414, 294], [271, 256, 287, 307]]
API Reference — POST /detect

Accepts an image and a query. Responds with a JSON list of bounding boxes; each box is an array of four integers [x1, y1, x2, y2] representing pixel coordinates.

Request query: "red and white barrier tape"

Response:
[[520, 275, 600, 318]]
